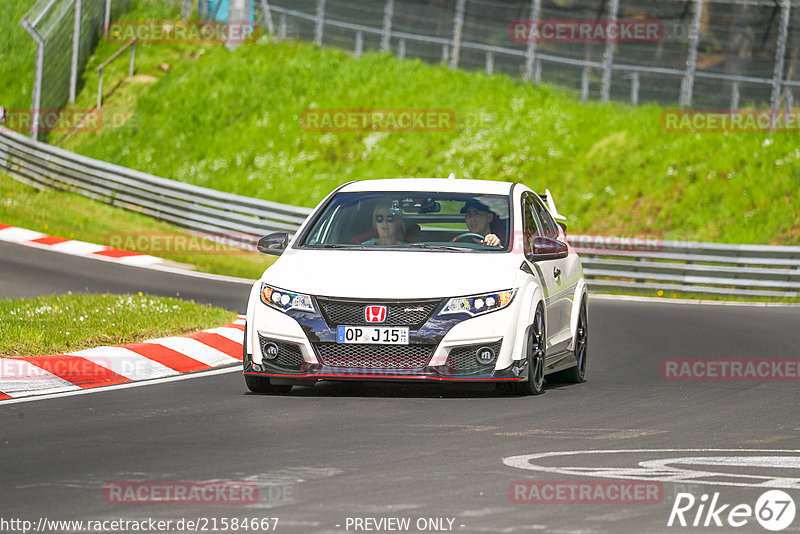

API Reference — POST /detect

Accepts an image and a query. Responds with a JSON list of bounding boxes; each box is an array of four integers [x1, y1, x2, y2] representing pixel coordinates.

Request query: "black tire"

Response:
[[553, 299, 587, 383], [244, 374, 293, 394], [511, 304, 545, 396]]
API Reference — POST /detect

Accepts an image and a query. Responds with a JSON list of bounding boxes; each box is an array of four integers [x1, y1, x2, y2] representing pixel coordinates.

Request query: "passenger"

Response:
[[461, 199, 504, 247], [363, 199, 405, 246]]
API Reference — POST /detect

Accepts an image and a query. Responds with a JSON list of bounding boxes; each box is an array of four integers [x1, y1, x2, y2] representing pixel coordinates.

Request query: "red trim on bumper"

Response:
[[243, 371, 522, 382]]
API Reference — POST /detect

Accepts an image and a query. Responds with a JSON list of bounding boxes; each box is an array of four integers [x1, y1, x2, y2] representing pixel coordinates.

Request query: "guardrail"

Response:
[[572, 236, 800, 298], [0, 127, 312, 245], [1, 127, 798, 298]]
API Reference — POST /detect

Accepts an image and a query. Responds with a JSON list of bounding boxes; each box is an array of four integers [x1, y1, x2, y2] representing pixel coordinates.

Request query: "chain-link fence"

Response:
[[19, 0, 800, 141], [254, 0, 800, 111], [19, 0, 136, 139]]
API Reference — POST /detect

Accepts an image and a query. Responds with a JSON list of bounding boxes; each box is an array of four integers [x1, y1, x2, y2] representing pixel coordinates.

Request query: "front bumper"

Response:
[[243, 359, 527, 382], [244, 294, 528, 383]]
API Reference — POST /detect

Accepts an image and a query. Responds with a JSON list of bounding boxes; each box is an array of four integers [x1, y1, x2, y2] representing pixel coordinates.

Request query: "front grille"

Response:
[[446, 340, 502, 372], [314, 343, 435, 369], [316, 298, 440, 328], [259, 334, 303, 369]]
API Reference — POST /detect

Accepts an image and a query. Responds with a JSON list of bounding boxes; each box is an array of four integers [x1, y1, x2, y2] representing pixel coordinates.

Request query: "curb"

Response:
[[0, 316, 245, 400], [0, 223, 163, 266]]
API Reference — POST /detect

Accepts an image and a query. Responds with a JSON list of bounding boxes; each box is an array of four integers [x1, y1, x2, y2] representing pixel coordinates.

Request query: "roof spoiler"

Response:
[[540, 189, 566, 221]]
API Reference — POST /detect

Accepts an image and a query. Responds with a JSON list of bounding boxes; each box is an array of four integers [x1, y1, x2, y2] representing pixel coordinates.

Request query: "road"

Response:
[[2, 242, 800, 533]]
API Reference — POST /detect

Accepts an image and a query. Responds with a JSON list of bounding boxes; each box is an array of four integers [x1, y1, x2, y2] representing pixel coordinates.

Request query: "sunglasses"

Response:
[[375, 215, 396, 223]]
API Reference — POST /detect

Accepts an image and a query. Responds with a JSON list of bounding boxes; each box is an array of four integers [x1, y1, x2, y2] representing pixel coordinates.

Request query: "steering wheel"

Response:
[[453, 232, 485, 243]]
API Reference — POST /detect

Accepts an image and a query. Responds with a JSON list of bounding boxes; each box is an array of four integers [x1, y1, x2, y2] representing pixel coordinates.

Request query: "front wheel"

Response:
[[511, 304, 545, 396], [244, 374, 293, 395]]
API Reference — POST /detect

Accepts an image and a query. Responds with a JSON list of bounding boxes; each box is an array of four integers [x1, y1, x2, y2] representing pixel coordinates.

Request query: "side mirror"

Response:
[[257, 232, 289, 256], [527, 236, 568, 261]]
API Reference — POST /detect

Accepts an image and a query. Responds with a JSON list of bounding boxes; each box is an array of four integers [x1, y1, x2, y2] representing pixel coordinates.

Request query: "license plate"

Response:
[[337, 326, 409, 345]]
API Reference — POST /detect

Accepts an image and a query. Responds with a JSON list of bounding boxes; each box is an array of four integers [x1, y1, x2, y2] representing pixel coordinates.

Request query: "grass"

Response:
[[51, 28, 800, 246], [0, 170, 275, 279], [593, 287, 800, 305], [0, 292, 237, 357], [0, 0, 36, 112]]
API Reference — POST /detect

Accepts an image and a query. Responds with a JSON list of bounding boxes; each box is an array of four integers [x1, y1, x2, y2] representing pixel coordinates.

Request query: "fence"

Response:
[[19, 0, 134, 140], [2, 126, 798, 298], [20, 0, 800, 141], [251, 0, 800, 111], [17, 0, 198, 141]]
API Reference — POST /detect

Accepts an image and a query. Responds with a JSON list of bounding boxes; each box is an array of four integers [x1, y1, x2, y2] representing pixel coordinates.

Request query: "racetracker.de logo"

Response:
[[509, 480, 663, 503], [569, 234, 665, 255], [0, 109, 102, 133], [661, 109, 800, 133], [509, 19, 663, 43], [104, 232, 254, 255], [300, 109, 456, 132], [104, 481, 259, 505], [105, 20, 256, 44], [661, 358, 800, 381]]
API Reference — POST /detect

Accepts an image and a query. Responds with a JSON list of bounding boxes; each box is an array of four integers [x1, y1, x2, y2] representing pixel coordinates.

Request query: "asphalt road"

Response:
[[2, 244, 800, 533], [0, 242, 252, 312]]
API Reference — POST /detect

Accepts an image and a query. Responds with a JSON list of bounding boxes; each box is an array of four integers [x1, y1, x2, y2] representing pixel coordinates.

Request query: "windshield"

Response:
[[299, 191, 511, 251]]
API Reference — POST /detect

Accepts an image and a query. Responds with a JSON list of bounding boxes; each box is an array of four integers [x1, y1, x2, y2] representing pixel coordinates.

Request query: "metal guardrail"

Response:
[[572, 236, 800, 298], [0, 127, 798, 298], [0, 127, 312, 244]]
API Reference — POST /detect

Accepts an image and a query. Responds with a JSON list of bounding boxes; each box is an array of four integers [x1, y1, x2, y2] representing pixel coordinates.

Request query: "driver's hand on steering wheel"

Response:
[[482, 233, 501, 247]]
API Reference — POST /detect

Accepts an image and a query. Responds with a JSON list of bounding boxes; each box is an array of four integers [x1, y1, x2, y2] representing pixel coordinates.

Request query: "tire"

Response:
[[511, 304, 545, 396], [244, 373, 293, 395], [553, 299, 587, 383]]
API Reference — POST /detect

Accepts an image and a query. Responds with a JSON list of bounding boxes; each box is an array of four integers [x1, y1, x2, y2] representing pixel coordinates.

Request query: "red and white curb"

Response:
[[0, 223, 162, 266], [0, 316, 246, 400]]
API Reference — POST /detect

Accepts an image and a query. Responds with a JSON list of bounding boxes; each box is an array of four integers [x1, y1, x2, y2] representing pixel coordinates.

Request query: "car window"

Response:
[[522, 193, 543, 255], [530, 195, 559, 238], [298, 191, 511, 251]]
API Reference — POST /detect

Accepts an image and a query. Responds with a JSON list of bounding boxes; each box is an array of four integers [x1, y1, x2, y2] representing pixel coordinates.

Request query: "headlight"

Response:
[[440, 289, 516, 317], [260, 283, 315, 313]]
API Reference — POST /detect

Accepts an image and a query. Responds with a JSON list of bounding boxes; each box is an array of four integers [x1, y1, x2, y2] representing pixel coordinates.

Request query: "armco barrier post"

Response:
[[523, 0, 540, 82], [770, 0, 790, 115], [314, 0, 325, 46], [680, 0, 703, 107], [600, 0, 619, 101], [449, 0, 466, 69], [380, 0, 393, 52]]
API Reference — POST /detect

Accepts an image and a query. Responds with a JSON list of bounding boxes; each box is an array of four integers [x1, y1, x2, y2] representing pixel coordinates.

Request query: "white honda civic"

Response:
[[243, 178, 587, 395]]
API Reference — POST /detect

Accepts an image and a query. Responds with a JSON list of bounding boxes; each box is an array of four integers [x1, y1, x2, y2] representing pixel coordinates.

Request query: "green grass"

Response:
[[593, 287, 800, 305], [0, 171, 275, 279], [0, 293, 237, 357], [55, 34, 800, 246], [0, 0, 36, 111]]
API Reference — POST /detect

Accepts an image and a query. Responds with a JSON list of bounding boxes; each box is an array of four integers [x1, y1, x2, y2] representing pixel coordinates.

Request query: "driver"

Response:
[[461, 199, 503, 247]]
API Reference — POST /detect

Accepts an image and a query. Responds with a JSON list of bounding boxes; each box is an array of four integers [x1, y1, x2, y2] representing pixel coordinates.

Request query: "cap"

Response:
[[460, 199, 491, 214]]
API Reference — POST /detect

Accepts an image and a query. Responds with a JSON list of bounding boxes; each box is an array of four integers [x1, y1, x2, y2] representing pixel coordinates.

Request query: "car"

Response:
[[242, 177, 587, 395]]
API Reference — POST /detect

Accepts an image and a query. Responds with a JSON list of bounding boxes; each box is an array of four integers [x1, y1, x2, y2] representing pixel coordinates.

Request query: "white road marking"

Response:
[[49, 240, 106, 255], [205, 326, 245, 343], [0, 365, 241, 405], [143, 337, 240, 367], [70, 346, 179, 380], [0, 359, 81, 397], [503, 449, 800, 489], [0, 227, 46, 243]]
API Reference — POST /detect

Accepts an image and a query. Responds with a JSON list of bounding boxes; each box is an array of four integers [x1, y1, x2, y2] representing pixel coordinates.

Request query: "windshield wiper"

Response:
[[407, 243, 466, 252]]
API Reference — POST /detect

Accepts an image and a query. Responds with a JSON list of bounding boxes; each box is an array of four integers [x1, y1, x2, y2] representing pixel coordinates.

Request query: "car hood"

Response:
[[261, 248, 523, 299]]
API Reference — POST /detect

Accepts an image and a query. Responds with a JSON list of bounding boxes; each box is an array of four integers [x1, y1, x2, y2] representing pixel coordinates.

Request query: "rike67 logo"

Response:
[[668, 490, 796, 531]]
